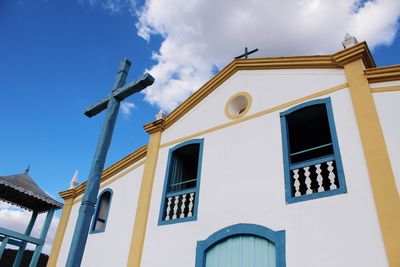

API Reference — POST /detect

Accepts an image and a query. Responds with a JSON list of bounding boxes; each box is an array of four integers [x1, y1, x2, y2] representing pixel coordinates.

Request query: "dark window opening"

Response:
[[92, 191, 111, 232], [286, 104, 333, 164], [168, 143, 200, 193]]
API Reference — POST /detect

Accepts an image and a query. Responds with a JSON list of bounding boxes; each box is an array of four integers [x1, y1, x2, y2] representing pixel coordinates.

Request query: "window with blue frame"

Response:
[[159, 139, 204, 225], [280, 98, 346, 203], [91, 189, 113, 233]]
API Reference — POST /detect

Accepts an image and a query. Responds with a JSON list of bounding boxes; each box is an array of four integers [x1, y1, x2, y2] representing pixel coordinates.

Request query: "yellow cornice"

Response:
[[59, 189, 76, 200], [59, 145, 147, 200], [143, 42, 375, 133], [365, 65, 400, 83], [163, 55, 343, 129], [332, 41, 376, 69], [143, 119, 165, 134]]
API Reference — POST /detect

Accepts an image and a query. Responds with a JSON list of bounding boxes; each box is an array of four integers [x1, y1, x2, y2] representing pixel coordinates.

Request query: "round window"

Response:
[[225, 92, 252, 119]]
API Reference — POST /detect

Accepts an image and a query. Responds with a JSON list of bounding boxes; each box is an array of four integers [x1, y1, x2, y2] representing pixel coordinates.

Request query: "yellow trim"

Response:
[[46, 198, 74, 267], [49, 150, 147, 265], [224, 92, 253, 119], [371, 85, 400, 94], [343, 59, 400, 267], [126, 130, 162, 267], [60, 145, 147, 201], [332, 42, 376, 69], [365, 65, 400, 83], [160, 83, 348, 149], [73, 160, 146, 205], [142, 42, 374, 135]]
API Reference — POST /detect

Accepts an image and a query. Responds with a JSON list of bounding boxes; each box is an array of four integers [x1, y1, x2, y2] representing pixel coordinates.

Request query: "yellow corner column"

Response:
[[126, 128, 162, 267], [344, 59, 400, 267], [47, 197, 74, 267]]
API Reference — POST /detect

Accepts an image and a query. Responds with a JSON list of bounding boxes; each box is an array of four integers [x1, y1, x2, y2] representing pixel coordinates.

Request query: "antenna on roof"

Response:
[[235, 47, 259, 59], [25, 165, 30, 173], [342, 33, 359, 49]]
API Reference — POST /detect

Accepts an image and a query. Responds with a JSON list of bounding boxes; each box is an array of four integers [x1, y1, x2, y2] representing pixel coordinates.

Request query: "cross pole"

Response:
[[65, 59, 154, 267], [234, 47, 259, 59]]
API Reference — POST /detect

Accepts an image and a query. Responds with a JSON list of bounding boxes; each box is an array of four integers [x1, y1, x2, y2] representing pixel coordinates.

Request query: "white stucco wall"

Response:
[[56, 163, 145, 267], [141, 70, 387, 267], [162, 68, 347, 145], [373, 90, 400, 193]]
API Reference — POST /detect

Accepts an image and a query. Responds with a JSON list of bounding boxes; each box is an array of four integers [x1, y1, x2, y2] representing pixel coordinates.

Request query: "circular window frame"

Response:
[[224, 92, 253, 120]]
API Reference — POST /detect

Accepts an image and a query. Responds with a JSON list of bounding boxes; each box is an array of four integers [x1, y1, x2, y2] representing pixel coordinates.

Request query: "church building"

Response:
[[47, 40, 400, 267]]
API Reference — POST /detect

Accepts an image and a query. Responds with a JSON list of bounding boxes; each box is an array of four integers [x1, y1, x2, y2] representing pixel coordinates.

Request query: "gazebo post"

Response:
[[28, 207, 55, 267], [0, 236, 9, 259], [13, 211, 38, 267]]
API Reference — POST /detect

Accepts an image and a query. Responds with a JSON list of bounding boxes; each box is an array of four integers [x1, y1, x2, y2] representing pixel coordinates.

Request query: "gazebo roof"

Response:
[[0, 169, 63, 213]]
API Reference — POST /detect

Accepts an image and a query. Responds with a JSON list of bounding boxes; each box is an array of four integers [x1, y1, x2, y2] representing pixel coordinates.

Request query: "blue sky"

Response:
[[0, 0, 399, 248], [0, 0, 162, 200]]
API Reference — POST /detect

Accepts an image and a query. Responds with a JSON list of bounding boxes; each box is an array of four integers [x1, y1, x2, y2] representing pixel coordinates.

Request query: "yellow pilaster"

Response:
[[126, 128, 162, 267], [343, 59, 400, 267], [47, 198, 74, 267]]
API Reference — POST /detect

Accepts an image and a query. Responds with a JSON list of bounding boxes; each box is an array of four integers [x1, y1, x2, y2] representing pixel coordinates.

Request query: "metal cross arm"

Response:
[[84, 73, 154, 118], [235, 47, 259, 59]]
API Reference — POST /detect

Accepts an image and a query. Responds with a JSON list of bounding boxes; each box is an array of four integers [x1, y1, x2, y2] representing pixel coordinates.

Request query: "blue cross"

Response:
[[66, 59, 154, 267]]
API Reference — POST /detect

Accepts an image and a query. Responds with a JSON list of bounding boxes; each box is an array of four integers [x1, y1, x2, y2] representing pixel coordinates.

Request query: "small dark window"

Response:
[[281, 98, 347, 203], [168, 144, 199, 193], [159, 139, 204, 225], [91, 189, 112, 233], [286, 104, 333, 164]]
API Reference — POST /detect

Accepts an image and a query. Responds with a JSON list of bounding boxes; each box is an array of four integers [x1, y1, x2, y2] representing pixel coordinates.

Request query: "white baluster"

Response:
[[165, 197, 172, 220], [304, 167, 312, 194], [172, 196, 179, 219], [180, 194, 187, 218], [293, 169, 301, 197], [327, 161, 337, 190], [187, 192, 195, 217], [315, 164, 325, 192]]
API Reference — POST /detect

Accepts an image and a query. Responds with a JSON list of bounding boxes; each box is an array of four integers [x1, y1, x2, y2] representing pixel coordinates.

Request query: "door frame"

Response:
[[195, 223, 286, 267]]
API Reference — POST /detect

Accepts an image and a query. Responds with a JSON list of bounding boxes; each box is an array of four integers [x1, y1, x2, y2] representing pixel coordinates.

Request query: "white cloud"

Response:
[[0, 201, 60, 254], [78, 0, 139, 14], [120, 101, 136, 117], [134, 0, 400, 112]]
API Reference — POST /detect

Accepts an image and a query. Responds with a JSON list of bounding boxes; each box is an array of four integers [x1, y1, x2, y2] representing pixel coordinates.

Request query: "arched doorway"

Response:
[[196, 224, 285, 267]]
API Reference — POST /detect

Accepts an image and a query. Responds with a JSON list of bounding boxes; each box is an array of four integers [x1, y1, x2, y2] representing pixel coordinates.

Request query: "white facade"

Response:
[[141, 71, 387, 267], [51, 44, 400, 267], [56, 163, 145, 267]]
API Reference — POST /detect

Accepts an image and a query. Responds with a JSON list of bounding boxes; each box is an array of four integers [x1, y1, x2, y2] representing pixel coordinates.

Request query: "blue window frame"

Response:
[[90, 188, 113, 233], [158, 139, 204, 226], [196, 224, 286, 267], [280, 98, 347, 204]]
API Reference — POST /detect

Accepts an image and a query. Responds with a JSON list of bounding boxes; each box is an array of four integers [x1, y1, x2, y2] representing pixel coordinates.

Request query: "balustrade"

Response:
[[164, 189, 196, 221], [290, 156, 340, 197]]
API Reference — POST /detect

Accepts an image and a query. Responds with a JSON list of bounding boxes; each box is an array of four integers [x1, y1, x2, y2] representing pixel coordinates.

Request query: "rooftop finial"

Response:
[[69, 170, 79, 189], [25, 165, 30, 173], [155, 109, 166, 120], [342, 33, 359, 49]]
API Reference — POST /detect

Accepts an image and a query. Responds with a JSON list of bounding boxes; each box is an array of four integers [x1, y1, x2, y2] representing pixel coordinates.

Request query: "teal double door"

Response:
[[205, 235, 276, 267]]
